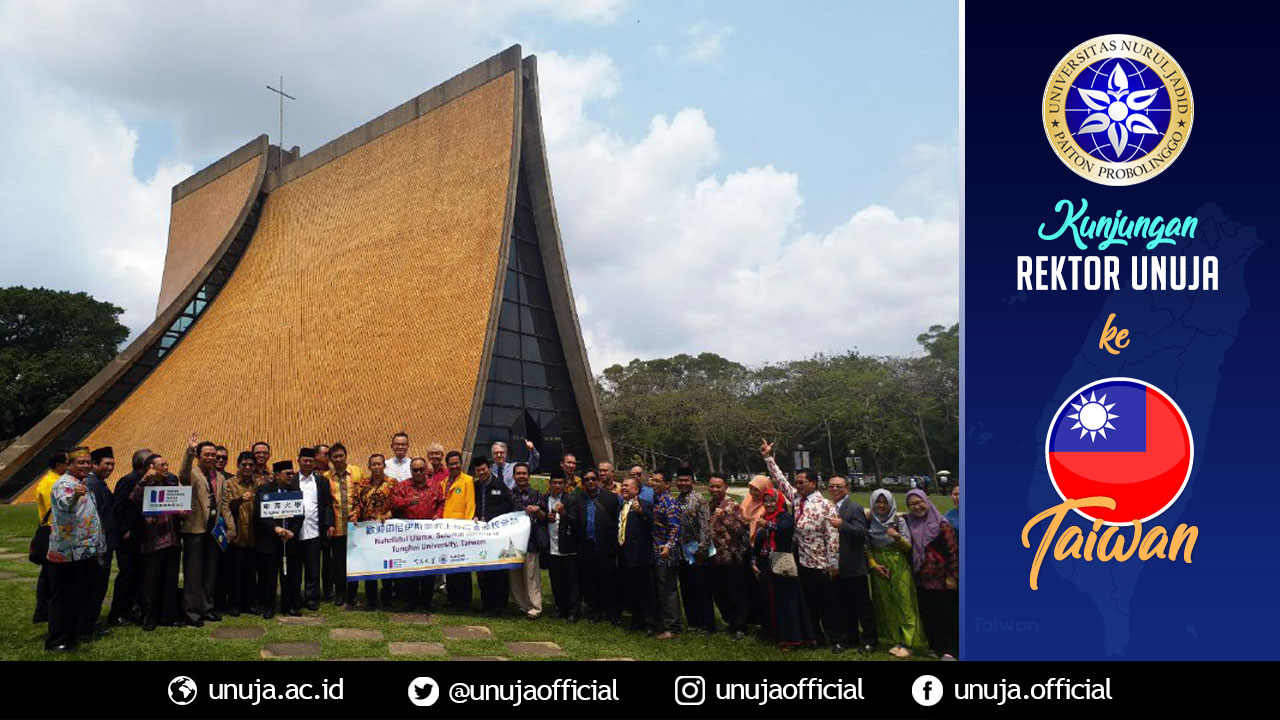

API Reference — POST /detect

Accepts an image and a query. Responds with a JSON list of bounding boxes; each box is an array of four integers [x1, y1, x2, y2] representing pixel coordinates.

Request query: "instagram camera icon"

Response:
[[674, 676, 706, 706]]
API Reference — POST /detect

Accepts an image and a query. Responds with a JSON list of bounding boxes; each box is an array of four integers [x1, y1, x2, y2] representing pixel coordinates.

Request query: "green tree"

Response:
[[0, 286, 128, 442]]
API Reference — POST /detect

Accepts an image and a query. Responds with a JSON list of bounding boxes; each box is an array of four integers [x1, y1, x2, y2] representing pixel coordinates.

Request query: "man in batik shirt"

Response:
[[649, 470, 682, 639], [675, 466, 714, 633], [349, 454, 395, 609], [708, 472, 751, 640], [45, 447, 107, 652]]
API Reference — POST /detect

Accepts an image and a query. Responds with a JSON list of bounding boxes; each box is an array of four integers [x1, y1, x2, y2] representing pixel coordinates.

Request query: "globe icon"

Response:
[[1064, 57, 1172, 163], [168, 676, 197, 705]]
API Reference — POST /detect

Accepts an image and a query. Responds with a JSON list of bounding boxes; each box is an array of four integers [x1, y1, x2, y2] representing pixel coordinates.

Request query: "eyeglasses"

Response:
[[411, 467, 427, 473], [216, 455, 229, 461]]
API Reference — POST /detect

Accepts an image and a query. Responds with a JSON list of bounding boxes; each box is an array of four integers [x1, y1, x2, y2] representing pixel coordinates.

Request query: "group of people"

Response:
[[30, 432, 958, 659]]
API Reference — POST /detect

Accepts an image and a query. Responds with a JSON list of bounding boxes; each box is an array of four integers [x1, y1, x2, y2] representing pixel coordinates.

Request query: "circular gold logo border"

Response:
[[1042, 35, 1194, 186]]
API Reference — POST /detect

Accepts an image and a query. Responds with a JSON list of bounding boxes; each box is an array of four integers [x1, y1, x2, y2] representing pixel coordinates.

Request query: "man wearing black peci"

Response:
[[578, 468, 622, 624], [542, 473, 584, 622], [254, 461, 304, 618]]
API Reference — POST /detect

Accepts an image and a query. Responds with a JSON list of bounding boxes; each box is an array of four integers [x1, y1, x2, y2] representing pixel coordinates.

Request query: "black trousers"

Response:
[[350, 579, 392, 608], [79, 551, 112, 635], [621, 564, 655, 631], [140, 547, 181, 627], [279, 551, 304, 613], [258, 551, 299, 614], [917, 587, 959, 657], [833, 574, 878, 646], [579, 544, 619, 621], [46, 558, 95, 649], [652, 562, 681, 633], [34, 564, 51, 621], [226, 545, 257, 612], [678, 562, 715, 631], [545, 553, 581, 618], [323, 537, 348, 602], [181, 533, 219, 624], [710, 563, 751, 633], [107, 539, 140, 622], [446, 572, 473, 611], [398, 576, 435, 611], [296, 537, 322, 606], [478, 570, 509, 613], [214, 541, 231, 611], [798, 565, 838, 643]]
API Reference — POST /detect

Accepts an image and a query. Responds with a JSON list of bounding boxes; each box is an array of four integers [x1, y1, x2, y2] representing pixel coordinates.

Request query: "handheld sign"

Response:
[[142, 486, 192, 515], [260, 491, 304, 518]]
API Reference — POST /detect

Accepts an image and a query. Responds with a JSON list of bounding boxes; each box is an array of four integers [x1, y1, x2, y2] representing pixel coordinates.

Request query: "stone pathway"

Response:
[[329, 628, 383, 641], [0, 553, 27, 561], [261, 642, 321, 659], [506, 641, 564, 657], [0, 571, 17, 579], [388, 641, 446, 656], [389, 612, 435, 625], [440, 625, 492, 639]]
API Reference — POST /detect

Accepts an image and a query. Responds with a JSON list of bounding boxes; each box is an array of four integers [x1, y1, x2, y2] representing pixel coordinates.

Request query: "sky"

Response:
[[0, 0, 959, 370]]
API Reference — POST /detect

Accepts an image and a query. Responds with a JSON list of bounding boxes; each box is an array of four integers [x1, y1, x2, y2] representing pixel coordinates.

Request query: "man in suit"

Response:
[[828, 475, 877, 653], [472, 456, 515, 616], [254, 461, 304, 618], [542, 474, 584, 622], [295, 446, 335, 611], [490, 440, 541, 490], [107, 448, 152, 626], [178, 433, 228, 626], [79, 446, 119, 640], [578, 468, 621, 624], [617, 476, 656, 635]]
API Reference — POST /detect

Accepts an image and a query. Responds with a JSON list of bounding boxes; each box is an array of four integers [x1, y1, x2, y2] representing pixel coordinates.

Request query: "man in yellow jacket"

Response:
[[441, 450, 476, 610], [33, 451, 69, 623]]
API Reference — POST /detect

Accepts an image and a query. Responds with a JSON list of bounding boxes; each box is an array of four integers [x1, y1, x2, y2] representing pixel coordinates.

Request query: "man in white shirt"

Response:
[[490, 439, 540, 490], [291, 447, 333, 613], [385, 432, 412, 482], [542, 475, 584, 622]]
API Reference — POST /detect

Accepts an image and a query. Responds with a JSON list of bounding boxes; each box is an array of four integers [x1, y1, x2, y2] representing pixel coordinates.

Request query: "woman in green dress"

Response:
[[865, 489, 926, 657]]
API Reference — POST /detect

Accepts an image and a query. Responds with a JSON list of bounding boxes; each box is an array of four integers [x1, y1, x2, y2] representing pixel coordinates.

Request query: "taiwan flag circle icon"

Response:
[[1046, 377, 1193, 525]]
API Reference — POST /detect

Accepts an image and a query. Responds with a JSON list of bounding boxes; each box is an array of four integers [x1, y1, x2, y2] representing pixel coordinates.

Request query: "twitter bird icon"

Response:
[[408, 677, 440, 707]]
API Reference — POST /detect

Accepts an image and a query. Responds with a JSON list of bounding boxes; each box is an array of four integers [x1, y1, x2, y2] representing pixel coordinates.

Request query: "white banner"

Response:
[[346, 512, 531, 580], [142, 485, 192, 515]]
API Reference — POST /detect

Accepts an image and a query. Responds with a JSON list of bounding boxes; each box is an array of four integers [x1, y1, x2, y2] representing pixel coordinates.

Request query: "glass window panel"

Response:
[[495, 330, 520, 358], [480, 405, 493, 426], [499, 301, 520, 331], [521, 334, 542, 362], [546, 365, 571, 389], [552, 390, 577, 411], [523, 277, 551, 309], [490, 406, 519, 428], [514, 205, 536, 242], [517, 168, 532, 206], [522, 361, 547, 387], [516, 241, 542, 278], [504, 270, 518, 303], [538, 337, 565, 365], [492, 357, 521, 384], [525, 387, 552, 409], [519, 305, 535, 335], [516, 273, 529, 304], [529, 307, 557, 338], [492, 382, 522, 407], [507, 241, 521, 271]]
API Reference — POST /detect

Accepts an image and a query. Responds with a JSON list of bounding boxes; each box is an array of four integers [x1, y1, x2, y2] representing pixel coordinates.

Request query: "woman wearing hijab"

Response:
[[865, 489, 925, 658], [750, 488, 814, 650], [905, 488, 959, 659], [740, 474, 774, 628]]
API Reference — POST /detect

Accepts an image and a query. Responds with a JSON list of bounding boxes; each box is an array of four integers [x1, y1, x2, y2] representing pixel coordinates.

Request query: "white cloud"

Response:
[[0, 68, 191, 334], [537, 52, 959, 368]]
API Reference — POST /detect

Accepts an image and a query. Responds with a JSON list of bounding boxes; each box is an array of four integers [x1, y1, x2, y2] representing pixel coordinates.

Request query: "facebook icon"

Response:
[[911, 675, 943, 707]]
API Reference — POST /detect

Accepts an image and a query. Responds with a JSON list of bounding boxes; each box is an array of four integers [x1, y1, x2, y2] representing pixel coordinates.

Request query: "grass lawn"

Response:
[[0, 486, 952, 662]]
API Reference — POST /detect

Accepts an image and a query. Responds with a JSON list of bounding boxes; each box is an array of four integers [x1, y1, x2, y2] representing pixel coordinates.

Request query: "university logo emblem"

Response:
[[1042, 35, 1193, 185], [1045, 378, 1192, 524]]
